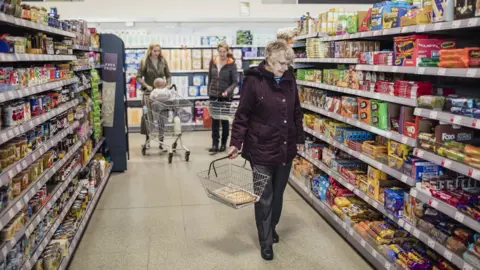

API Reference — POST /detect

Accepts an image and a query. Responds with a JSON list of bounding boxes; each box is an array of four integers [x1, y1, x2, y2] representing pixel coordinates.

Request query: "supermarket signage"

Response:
[[102, 53, 118, 127]]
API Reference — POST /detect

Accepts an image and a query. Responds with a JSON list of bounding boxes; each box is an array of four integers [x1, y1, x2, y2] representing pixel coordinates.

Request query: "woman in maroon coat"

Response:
[[228, 39, 305, 261]]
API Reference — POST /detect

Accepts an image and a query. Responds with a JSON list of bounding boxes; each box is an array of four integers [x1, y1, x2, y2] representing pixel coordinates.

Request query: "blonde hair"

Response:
[[217, 41, 235, 60], [141, 43, 162, 68], [264, 39, 295, 66]]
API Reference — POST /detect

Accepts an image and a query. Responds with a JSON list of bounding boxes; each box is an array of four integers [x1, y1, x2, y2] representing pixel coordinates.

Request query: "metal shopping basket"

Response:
[[208, 100, 238, 121], [142, 85, 193, 163], [197, 153, 269, 209]]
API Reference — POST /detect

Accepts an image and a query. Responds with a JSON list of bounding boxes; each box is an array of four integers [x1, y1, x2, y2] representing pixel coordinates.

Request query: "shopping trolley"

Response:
[[142, 85, 193, 163], [208, 100, 239, 121], [197, 154, 269, 209]]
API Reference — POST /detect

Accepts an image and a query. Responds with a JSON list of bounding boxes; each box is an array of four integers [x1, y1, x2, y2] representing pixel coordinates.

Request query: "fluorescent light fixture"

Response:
[[125, 22, 135, 27]]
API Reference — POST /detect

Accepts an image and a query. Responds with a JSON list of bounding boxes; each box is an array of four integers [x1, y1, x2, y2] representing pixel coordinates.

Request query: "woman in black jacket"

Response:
[[207, 42, 238, 152]]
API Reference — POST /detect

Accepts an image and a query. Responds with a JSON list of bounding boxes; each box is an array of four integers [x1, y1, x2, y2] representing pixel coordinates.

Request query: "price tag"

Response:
[[464, 263, 474, 270], [437, 68, 447, 76], [370, 201, 378, 209], [349, 228, 354, 236], [8, 209, 14, 219], [443, 250, 453, 260], [415, 149, 424, 158], [8, 170, 14, 179], [469, 169, 480, 179], [361, 239, 366, 247], [468, 18, 478, 27], [418, 24, 426, 32], [418, 67, 426, 75], [452, 20, 462, 28], [455, 211, 465, 222], [398, 219, 405, 227], [412, 229, 420, 238], [342, 222, 347, 230], [373, 66, 379, 72], [404, 223, 412, 232], [441, 159, 452, 169], [466, 69, 477, 78], [429, 199, 439, 208], [372, 251, 378, 258], [472, 119, 478, 128], [423, 238, 435, 249], [347, 183, 354, 190], [1, 133, 7, 142], [401, 136, 409, 144], [434, 23, 443, 31], [392, 66, 399, 73], [7, 130, 13, 138], [385, 262, 392, 270]]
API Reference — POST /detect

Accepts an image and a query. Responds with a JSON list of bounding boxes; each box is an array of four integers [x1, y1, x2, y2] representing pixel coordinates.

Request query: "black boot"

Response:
[[219, 144, 226, 152], [260, 245, 274, 260], [273, 229, 279, 244], [209, 143, 219, 153]]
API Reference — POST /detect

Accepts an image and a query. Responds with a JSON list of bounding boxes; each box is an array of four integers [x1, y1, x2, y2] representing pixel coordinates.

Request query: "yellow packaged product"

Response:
[[334, 197, 351, 207], [332, 205, 344, 219], [367, 166, 387, 181]]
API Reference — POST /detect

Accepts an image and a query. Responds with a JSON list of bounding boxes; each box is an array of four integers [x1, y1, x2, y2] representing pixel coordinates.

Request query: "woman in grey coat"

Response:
[[207, 42, 238, 152]]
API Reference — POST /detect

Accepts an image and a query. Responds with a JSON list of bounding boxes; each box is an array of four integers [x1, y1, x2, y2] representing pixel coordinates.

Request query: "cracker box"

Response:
[[455, 0, 476, 19], [394, 35, 456, 66], [371, 100, 388, 129], [433, 0, 448, 22]]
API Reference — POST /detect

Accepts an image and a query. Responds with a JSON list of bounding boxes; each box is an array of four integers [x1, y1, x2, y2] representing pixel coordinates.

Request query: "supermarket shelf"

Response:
[[294, 58, 358, 64], [0, 125, 85, 234], [169, 69, 243, 74], [288, 175, 395, 270], [0, 13, 76, 38], [397, 218, 474, 270], [303, 126, 416, 186], [0, 100, 79, 145], [291, 41, 306, 48], [0, 106, 80, 189], [249, 64, 259, 68], [297, 151, 398, 221], [356, 64, 480, 79], [0, 53, 76, 62], [303, 18, 480, 42], [410, 188, 480, 233], [74, 85, 91, 93], [293, 33, 321, 41], [126, 45, 265, 49], [296, 80, 417, 107], [413, 148, 480, 181], [72, 64, 103, 72], [243, 56, 264, 60], [301, 103, 416, 147], [0, 78, 78, 103], [22, 179, 83, 270], [72, 45, 102, 52], [58, 164, 113, 270], [414, 108, 480, 130]]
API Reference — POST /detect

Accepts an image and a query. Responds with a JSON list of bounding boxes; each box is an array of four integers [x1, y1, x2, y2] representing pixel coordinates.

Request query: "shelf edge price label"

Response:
[[437, 68, 446, 75], [455, 211, 465, 222], [466, 69, 477, 78], [360, 239, 366, 247], [469, 168, 480, 179], [452, 20, 462, 28], [468, 18, 478, 27], [463, 263, 474, 270], [412, 229, 421, 238], [404, 223, 412, 232], [401, 174, 408, 183], [427, 238, 436, 249], [441, 159, 452, 168], [428, 199, 439, 208]]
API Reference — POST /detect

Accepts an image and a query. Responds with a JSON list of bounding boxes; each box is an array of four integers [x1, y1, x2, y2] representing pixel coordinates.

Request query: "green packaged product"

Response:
[[418, 62, 439, 67], [417, 95, 446, 110]]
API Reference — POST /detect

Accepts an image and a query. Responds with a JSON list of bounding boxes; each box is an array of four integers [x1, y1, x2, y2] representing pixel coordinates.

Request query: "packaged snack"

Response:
[[454, 0, 476, 19], [358, 98, 371, 124], [417, 95, 446, 110], [446, 236, 467, 254]]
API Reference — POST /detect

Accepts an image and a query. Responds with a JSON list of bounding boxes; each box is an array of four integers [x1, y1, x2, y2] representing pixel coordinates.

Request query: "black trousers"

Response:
[[210, 97, 230, 146], [253, 162, 292, 247]]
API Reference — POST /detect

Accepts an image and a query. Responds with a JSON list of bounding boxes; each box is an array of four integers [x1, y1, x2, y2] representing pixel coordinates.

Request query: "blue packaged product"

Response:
[[447, 96, 477, 109], [192, 75, 204, 86], [384, 189, 405, 218], [450, 107, 480, 118]]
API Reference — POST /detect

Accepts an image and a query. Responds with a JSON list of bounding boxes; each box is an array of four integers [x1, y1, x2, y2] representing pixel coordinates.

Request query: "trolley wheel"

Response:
[[172, 142, 177, 153], [168, 153, 173, 164], [185, 151, 190, 162], [141, 145, 146, 156]]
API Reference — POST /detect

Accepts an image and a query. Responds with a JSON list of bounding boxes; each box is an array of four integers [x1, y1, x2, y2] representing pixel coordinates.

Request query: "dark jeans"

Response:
[[253, 161, 292, 247], [210, 97, 230, 146]]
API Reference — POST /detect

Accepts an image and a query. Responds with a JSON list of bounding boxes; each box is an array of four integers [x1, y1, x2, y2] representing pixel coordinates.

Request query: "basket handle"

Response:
[[208, 152, 243, 177], [169, 84, 177, 91]]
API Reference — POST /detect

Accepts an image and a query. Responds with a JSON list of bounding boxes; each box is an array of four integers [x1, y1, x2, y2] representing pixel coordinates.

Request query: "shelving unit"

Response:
[[0, 11, 113, 270], [293, 14, 480, 270]]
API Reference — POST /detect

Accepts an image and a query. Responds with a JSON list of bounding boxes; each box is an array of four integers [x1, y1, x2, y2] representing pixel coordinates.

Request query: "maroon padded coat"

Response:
[[230, 62, 305, 166]]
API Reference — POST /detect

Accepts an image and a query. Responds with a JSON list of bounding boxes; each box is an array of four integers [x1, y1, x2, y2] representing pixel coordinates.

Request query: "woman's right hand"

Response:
[[228, 146, 239, 159], [146, 85, 153, 91]]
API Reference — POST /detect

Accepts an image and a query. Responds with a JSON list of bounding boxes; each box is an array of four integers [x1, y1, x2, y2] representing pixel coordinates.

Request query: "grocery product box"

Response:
[[394, 35, 456, 66], [188, 86, 199, 97], [193, 75, 204, 86], [370, 100, 388, 130], [358, 98, 371, 124], [199, 86, 208, 96], [454, 0, 477, 19]]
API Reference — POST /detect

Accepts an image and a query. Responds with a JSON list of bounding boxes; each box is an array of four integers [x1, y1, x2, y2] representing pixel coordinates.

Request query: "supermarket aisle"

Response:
[[68, 132, 372, 270]]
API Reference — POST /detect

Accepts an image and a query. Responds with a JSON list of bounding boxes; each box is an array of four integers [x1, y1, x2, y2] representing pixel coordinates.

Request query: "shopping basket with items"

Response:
[[142, 84, 193, 163], [208, 100, 239, 121], [197, 154, 269, 209]]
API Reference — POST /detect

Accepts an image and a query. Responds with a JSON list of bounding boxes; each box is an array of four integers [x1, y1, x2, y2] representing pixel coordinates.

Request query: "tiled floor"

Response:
[[69, 132, 372, 270]]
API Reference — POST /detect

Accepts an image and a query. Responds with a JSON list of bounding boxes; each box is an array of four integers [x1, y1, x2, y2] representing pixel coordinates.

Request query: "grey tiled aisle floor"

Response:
[[69, 132, 372, 270]]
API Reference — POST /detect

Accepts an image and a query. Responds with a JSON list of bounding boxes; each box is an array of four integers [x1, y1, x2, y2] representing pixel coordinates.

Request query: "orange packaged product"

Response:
[[438, 61, 468, 68], [465, 47, 480, 67], [439, 48, 466, 57]]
